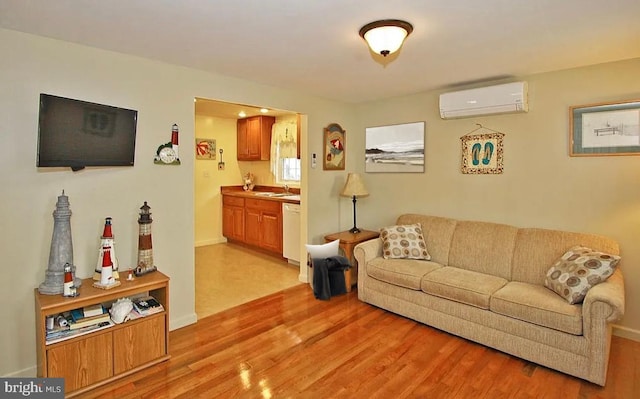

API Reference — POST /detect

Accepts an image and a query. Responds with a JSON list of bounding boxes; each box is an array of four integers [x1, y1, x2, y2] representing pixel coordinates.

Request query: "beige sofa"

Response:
[[354, 214, 625, 386]]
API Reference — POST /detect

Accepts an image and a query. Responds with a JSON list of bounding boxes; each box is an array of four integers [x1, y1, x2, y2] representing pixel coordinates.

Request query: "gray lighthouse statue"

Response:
[[39, 191, 82, 295]]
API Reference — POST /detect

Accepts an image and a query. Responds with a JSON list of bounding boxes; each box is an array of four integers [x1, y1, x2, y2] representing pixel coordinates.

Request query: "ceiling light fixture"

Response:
[[260, 108, 269, 113], [359, 19, 413, 57]]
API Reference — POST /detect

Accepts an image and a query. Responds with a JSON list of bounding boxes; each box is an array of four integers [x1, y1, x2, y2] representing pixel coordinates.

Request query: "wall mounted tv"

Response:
[[37, 94, 138, 171]]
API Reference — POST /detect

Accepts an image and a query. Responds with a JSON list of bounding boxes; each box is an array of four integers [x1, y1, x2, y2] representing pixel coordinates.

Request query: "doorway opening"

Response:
[[194, 98, 305, 319]]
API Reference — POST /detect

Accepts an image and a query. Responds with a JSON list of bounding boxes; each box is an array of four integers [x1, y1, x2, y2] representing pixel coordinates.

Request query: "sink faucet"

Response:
[[283, 184, 290, 194]]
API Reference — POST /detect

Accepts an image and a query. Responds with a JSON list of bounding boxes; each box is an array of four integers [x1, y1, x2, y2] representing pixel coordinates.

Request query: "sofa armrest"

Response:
[[582, 268, 625, 324], [354, 238, 382, 270]]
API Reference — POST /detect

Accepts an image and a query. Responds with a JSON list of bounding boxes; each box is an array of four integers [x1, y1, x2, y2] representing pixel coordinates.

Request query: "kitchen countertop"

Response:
[[221, 185, 300, 204]]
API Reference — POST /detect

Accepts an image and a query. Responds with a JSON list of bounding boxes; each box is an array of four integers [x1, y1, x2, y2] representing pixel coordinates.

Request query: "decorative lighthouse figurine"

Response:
[[171, 123, 180, 161], [39, 191, 82, 295], [94, 217, 120, 281], [93, 245, 120, 289], [135, 201, 157, 276]]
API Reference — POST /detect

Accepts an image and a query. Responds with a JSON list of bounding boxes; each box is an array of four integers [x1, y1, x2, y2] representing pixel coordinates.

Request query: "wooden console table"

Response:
[[35, 272, 170, 397]]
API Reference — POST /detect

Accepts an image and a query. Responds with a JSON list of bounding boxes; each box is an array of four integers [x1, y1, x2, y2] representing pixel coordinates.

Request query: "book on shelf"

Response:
[[46, 319, 114, 345], [132, 296, 164, 316], [83, 303, 105, 318], [70, 306, 107, 322], [68, 305, 110, 329], [69, 313, 111, 330]]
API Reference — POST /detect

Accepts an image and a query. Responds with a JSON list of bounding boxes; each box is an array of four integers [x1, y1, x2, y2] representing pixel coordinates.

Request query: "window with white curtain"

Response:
[[271, 121, 300, 184], [281, 157, 301, 182]]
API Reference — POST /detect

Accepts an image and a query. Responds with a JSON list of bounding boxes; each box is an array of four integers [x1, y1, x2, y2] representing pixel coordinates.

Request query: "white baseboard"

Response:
[[195, 237, 227, 247], [613, 324, 640, 342], [169, 313, 198, 331], [298, 265, 309, 283], [2, 366, 36, 378]]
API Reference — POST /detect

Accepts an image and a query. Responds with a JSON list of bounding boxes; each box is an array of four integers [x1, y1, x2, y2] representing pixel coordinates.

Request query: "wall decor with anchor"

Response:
[[460, 124, 504, 174]]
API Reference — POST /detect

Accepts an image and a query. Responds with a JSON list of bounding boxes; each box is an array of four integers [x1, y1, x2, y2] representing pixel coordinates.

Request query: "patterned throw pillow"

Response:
[[544, 246, 620, 304], [380, 223, 430, 260]]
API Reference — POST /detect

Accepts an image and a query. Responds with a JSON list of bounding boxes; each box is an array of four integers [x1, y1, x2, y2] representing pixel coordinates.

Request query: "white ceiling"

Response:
[[2, 0, 639, 104]]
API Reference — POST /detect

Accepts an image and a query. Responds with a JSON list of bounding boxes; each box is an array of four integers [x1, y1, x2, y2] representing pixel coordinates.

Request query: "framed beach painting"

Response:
[[569, 99, 640, 156], [365, 121, 425, 173]]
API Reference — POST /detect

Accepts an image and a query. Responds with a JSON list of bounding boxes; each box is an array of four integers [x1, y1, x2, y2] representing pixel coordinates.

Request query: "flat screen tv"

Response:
[[37, 94, 137, 171]]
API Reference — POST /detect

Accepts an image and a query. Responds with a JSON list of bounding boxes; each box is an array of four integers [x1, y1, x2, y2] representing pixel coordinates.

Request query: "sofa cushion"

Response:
[[491, 282, 583, 335], [367, 257, 442, 290], [421, 266, 507, 309], [380, 224, 430, 260], [511, 228, 619, 286], [396, 214, 457, 265], [448, 221, 518, 280], [544, 246, 620, 304]]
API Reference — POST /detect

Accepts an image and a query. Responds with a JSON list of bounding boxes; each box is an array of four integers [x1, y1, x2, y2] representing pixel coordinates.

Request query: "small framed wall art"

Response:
[[323, 123, 345, 170], [569, 99, 640, 156], [460, 128, 504, 174], [195, 138, 216, 160]]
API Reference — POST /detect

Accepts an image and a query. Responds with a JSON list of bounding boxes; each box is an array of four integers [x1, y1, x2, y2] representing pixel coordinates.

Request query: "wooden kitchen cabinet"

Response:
[[35, 272, 170, 397], [222, 192, 289, 257], [222, 195, 245, 241], [237, 115, 275, 161], [245, 198, 283, 254]]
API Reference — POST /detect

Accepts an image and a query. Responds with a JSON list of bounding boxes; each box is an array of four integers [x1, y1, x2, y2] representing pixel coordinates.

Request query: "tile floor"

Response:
[[195, 242, 304, 319]]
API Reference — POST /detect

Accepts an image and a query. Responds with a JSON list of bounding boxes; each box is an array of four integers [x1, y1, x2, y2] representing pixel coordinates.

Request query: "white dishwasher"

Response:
[[282, 202, 301, 263]]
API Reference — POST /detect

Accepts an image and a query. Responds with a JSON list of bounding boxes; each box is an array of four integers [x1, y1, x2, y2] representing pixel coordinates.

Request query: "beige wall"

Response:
[[3, 26, 637, 379], [194, 115, 242, 246], [0, 28, 352, 377], [354, 58, 640, 336]]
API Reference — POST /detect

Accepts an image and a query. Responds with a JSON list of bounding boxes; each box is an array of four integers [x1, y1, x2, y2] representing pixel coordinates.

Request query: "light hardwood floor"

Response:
[[195, 242, 302, 319], [78, 284, 639, 398]]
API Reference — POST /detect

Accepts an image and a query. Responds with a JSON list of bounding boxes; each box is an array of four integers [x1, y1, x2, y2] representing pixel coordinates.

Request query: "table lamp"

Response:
[[340, 173, 369, 233]]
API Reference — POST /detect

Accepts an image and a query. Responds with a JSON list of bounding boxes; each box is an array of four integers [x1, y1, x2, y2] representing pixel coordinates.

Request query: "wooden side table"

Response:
[[324, 229, 380, 292]]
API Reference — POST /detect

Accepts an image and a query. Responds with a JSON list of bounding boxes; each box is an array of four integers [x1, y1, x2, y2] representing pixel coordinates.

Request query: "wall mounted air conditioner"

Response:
[[439, 81, 528, 119]]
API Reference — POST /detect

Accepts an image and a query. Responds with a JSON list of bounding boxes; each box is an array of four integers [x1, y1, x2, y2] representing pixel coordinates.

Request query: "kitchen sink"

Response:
[[254, 192, 288, 197], [253, 192, 300, 201]]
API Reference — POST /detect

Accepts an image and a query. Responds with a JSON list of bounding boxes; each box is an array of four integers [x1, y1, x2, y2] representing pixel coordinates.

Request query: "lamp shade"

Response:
[[359, 19, 413, 57], [341, 173, 369, 198]]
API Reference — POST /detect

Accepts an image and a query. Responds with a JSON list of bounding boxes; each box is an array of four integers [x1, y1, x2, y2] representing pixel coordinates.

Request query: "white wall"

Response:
[[354, 58, 640, 337], [0, 28, 354, 377]]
